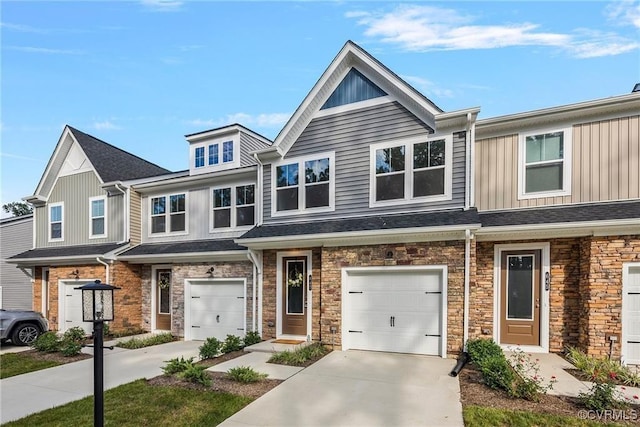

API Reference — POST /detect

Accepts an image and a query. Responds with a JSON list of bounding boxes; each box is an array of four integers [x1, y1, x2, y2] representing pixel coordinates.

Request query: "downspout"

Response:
[[464, 113, 472, 210], [247, 249, 263, 334], [463, 229, 471, 350], [96, 257, 110, 284], [114, 183, 128, 244]]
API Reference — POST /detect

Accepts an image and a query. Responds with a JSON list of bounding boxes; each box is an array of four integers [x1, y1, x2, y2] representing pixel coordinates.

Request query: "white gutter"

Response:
[[96, 257, 110, 283], [247, 249, 263, 334], [478, 218, 640, 234], [253, 153, 264, 226], [114, 183, 128, 244], [463, 229, 472, 350]]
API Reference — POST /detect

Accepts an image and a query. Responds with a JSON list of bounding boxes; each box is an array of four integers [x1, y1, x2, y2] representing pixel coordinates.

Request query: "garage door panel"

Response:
[[624, 267, 640, 364], [348, 310, 393, 332], [394, 333, 440, 355], [394, 314, 440, 335], [193, 284, 243, 297], [348, 292, 391, 311]]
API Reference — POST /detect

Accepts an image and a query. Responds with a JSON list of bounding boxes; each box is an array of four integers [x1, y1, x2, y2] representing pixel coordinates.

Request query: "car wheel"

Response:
[[12, 323, 41, 346]]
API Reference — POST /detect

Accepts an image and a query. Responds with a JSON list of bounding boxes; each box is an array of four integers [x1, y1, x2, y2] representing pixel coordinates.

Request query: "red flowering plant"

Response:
[[507, 348, 557, 402]]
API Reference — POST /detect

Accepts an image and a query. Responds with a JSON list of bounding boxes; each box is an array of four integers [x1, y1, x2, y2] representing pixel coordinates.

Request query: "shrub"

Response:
[[32, 332, 61, 353], [566, 346, 640, 387], [268, 342, 329, 366], [117, 332, 174, 349], [199, 337, 223, 360], [466, 338, 503, 366], [243, 331, 262, 347], [60, 340, 83, 357], [227, 366, 268, 383], [102, 322, 110, 337], [163, 356, 195, 375], [178, 364, 212, 387], [222, 334, 244, 353], [63, 327, 86, 343], [579, 381, 628, 411], [508, 350, 556, 402], [480, 355, 514, 392]]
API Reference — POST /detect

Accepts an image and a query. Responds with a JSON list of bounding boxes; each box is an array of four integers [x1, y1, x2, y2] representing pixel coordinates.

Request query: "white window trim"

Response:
[[315, 95, 393, 118], [189, 135, 240, 175], [209, 182, 256, 232], [518, 126, 572, 200], [89, 196, 107, 239], [369, 135, 453, 208], [48, 202, 64, 242], [270, 151, 336, 218], [148, 193, 189, 237]]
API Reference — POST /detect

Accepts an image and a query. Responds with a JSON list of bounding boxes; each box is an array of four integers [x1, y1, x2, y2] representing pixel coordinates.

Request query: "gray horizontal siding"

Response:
[[263, 101, 467, 224], [239, 133, 269, 168], [0, 217, 33, 309], [35, 171, 124, 247], [40, 134, 73, 200]]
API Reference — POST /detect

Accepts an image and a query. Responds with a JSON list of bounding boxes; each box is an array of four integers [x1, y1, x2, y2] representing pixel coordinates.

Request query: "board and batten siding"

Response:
[[0, 216, 33, 310], [262, 101, 467, 224], [475, 115, 640, 211], [35, 171, 124, 247], [129, 190, 142, 245]]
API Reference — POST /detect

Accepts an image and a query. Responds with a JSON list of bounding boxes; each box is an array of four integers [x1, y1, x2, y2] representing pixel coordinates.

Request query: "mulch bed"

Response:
[[458, 363, 640, 425], [196, 350, 246, 368], [18, 349, 92, 364]]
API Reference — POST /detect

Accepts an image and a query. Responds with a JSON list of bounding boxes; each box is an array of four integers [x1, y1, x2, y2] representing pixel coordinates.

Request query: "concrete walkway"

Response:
[[208, 351, 304, 380], [220, 350, 463, 427], [0, 340, 200, 424]]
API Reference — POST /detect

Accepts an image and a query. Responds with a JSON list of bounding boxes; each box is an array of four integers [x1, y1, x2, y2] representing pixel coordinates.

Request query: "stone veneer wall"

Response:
[[262, 242, 466, 355], [579, 235, 640, 359], [140, 261, 255, 338]]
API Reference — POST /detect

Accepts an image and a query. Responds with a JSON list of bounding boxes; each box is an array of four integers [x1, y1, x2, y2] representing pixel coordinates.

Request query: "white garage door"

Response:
[[344, 268, 445, 356], [62, 282, 92, 334], [623, 266, 640, 365], [188, 280, 245, 341]]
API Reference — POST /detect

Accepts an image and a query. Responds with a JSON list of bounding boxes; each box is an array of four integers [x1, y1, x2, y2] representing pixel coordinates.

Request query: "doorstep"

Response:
[[207, 351, 303, 380], [244, 338, 310, 354]]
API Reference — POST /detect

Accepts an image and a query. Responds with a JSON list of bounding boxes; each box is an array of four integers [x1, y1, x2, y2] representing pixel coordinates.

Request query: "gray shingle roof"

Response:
[[480, 200, 640, 227], [9, 243, 127, 260], [119, 239, 245, 256], [239, 209, 480, 240], [68, 126, 171, 182]]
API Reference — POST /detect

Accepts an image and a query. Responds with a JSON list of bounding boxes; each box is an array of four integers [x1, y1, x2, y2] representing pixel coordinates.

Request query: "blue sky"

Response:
[[2, 1, 639, 217]]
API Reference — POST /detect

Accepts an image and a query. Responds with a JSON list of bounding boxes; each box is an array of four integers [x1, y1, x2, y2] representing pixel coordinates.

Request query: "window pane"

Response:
[[413, 142, 429, 169], [152, 197, 165, 215], [213, 188, 231, 208], [276, 164, 298, 187], [305, 158, 330, 183], [170, 194, 185, 213], [376, 146, 405, 174], [236, 185, 254, 205], [376, 174, 404, 201], [159, 286, 170, 314], [277, 187, 298, 211], [209, 144, 219, 165], [236, 206, 254, 226], [306, 183, 329, 208], [507, 255, 534, 320], [50, 206, 61, 222], [413, 169, 445, 197], [170, 213, 185, 232], [195, 147, 204, 168], [91, 200, 104, 217], [223, 141, 233, 162], [429, 140, 445, 166], [92, 218, 105, 235], [526, 163, 563, 193], [152, 216, 165, 233], [51, 223, 62, 239], [286, 261, 305, 314], [214, 209, 231, 228], [526, 132, 563, 163]]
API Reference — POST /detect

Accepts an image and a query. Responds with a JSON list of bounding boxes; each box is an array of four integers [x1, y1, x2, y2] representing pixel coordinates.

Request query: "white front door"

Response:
[[623, 264, 640, 365], [60, 282, 92, 334], [186, 279, 245, 341], [343, 267, 446, 356]]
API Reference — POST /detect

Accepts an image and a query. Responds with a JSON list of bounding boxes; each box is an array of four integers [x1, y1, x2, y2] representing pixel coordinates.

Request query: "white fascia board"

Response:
[[476, 219, 640, 241], [117, 250, 248, 264], [5, 255, 107, 267], [435, 108, 480, 130], [186, 124, 242, 143], [33, 126, 73, 197], [236, 223, 481, 250], [132, 166, 257, 193]]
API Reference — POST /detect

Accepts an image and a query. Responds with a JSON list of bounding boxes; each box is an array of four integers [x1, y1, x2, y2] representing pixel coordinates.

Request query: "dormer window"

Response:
[[190, 136, 239, 175], [222, 141, 233, 163], [208, 144, 219, 165], [195, 147, 205, 168]]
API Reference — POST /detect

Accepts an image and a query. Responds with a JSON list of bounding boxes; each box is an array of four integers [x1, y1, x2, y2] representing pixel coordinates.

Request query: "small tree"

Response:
[[2, 201, 33, 217]]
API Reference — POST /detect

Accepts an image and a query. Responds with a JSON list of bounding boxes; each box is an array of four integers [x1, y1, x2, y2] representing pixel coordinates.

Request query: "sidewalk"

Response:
[[0, 340, 200, 424]]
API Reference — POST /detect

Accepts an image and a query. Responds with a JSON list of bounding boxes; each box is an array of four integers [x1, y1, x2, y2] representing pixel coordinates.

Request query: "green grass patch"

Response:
[[0, 353, 61, 379], [4, 379, 252, 427], [116, 332, 175, 349], [267, 342, 329, 366], [463, 405, 620, 427]]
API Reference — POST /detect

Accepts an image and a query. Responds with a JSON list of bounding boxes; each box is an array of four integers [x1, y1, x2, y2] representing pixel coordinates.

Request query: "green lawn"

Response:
[[4, 379, 252, 427], [0, 353, 61, 379], [463, 405, 624, 427]]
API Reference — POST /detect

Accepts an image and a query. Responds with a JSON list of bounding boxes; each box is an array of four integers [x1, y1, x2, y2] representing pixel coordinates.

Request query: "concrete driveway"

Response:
[[220, 350, 464, 427]]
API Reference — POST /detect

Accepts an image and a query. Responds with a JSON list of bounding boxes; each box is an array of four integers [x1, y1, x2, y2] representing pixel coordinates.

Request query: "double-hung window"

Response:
[[273, 152, 334, 215], [222, 141, 233, 163], [89, 196, 106, 238], [49, 202, 63, 241], [371, 136, 451, 206], [150, 193, 187, 234], [212, 184, 255, 229], [208, 143, 219, 165], [194, 147, 205, 168], [519, 128, 571, 199]]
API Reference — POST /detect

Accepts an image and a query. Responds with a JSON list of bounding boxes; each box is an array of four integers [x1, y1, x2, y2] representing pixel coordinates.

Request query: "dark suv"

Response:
[[0, 309, 49, 346]]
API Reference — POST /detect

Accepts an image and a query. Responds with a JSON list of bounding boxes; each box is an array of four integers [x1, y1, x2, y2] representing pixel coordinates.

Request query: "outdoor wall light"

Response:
[[206, 266, 215, 277], [69, 269, 80, 279]]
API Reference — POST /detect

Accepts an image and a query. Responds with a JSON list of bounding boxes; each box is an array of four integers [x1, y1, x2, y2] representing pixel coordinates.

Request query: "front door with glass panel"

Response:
[[156, 269, 172, 331], [500, 250, 541, 346], [282, 257, 307, 336]]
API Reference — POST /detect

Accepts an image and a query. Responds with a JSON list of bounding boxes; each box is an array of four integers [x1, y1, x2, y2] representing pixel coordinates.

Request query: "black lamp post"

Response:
[[76, 280, 120, 427]]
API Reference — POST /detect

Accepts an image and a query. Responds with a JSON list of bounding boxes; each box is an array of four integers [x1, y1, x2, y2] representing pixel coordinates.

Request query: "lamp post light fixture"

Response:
[[76, 280, 120, 427]]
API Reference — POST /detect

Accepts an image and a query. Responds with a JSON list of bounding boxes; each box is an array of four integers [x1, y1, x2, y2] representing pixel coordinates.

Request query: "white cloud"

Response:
[[0, 152, 43, 162], [6, 46, 84, 55], [186, 113, 290, 130], [93, 121, 122, 131], [347, 4, 639, 58], [0, 22, 48, 33], [140, 0, 183, 12], [606, 0, 640, 28]]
